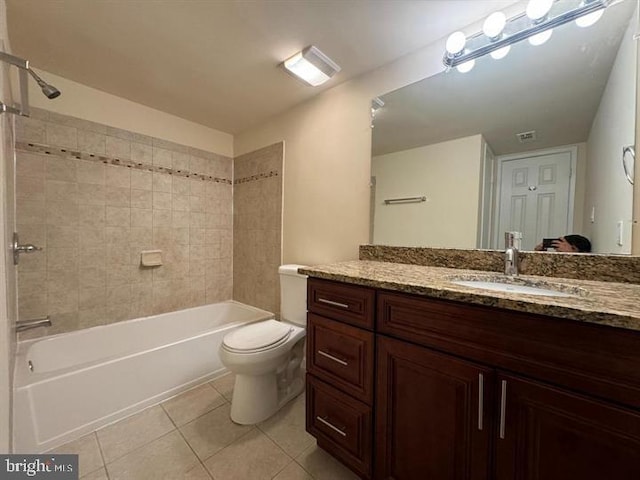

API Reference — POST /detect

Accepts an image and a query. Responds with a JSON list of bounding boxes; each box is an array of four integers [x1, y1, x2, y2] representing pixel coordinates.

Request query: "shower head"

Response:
[[27, 68, 60, 99], [0, 51, 61, 116]]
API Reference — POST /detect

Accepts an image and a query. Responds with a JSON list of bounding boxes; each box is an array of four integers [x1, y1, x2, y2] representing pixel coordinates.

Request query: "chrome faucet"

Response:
[[16, 316, 51, 332], [504, 232, 522, 276]]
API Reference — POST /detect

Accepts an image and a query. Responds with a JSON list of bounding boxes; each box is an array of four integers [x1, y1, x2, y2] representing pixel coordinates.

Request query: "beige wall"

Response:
[[372, 135, 483, 248], [15, 70, 234, 157], [583, 13, 636, 254], [233, 143, 283, 315], [15, 110, 233, 339], [234, 40, 448, 266]]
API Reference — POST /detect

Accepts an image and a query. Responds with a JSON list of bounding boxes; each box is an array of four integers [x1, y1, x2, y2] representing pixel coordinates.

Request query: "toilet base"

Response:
[[230, 372, 304, 424]]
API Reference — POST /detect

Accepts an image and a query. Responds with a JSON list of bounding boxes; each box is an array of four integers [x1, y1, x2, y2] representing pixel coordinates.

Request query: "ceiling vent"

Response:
[[516, 130, 537, 143]]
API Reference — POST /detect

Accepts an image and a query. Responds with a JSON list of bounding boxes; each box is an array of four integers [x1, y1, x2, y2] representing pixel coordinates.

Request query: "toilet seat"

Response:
[[222, 320, 293, 354]]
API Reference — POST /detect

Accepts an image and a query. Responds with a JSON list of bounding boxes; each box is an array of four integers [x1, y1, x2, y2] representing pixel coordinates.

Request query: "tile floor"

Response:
[[51, 373, 359, 480]]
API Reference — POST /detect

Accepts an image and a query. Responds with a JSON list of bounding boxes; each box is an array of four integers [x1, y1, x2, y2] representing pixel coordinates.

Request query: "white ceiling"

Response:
[[6, 0, 517, 135], [372, 0, 636, 156]]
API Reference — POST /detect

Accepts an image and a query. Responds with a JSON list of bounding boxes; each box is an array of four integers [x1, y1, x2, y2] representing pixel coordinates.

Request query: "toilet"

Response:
[[219, 264, 308, 424]]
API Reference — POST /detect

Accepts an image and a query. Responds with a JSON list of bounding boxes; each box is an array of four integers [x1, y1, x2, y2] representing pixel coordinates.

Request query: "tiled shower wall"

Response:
[[233, 143, 283, 315], [16, 109, 233, 338]]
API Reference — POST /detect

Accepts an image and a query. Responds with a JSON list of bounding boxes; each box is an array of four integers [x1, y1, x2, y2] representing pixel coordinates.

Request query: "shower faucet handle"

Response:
[[12, 232, 43, 265], [17, 244, 42, 253]]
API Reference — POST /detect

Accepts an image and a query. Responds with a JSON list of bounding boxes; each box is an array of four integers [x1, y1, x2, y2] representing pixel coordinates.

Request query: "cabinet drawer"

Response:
[[306, 375, 372, 479], [308, 278, 375, 330], [307, 313, 374, 404]]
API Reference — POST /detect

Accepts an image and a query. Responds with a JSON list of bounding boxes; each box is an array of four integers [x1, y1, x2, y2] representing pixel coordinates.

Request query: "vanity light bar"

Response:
[[443, 0, 610, 69]]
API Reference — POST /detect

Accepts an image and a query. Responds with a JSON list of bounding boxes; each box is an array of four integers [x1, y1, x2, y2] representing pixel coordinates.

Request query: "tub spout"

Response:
[[16, 316, 51, 332]]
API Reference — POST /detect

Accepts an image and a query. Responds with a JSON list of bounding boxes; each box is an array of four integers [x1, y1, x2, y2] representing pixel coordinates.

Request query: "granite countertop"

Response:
[[299, 260, 640, 332]]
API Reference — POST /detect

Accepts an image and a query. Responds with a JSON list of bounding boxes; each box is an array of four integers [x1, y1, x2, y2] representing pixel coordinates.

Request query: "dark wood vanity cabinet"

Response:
[[306, 278, 640, 480], [306, 279, 376, 479], [376, 290, 640, 480]]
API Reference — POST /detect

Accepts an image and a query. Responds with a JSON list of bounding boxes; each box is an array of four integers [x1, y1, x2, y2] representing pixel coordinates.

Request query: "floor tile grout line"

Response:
[[91, 431, 110, 480], [171, 398, 231, 431], [244, 421, 295, 480], [157, 378, 231, 429], [96, 425, 177, 468], [293, 443, 322, 480], [159, 402, 179, 429], [198, 426, 257, 466], [172, 418, 214, 480], [269, 458, 298, 480], [199, 427, 261, 480], [208, 374, 234, 401], [294, 458, 318, 480]]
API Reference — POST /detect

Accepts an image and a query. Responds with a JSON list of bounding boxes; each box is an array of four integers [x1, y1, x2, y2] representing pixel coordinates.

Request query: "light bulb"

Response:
[[490, 45, 511, 60], [526, 0, 553, 21], [456, 58, 475, 73], [483, 12, 506, 39], [575, 9, 604, 27], [446, 31, 466, 56], [529, 29, 553, 46]]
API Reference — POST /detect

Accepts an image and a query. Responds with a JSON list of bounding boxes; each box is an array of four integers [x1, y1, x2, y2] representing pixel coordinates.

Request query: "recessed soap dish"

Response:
[[140, 250, 162, 267]]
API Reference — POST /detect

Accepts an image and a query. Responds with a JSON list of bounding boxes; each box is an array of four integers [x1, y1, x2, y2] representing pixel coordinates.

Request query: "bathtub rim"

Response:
[[14, 300, 275, 387]]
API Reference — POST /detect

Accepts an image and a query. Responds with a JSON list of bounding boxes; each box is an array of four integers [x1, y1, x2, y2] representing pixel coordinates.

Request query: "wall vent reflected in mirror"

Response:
[[370, 0, 636, 255], [517, 131, 537, 144]]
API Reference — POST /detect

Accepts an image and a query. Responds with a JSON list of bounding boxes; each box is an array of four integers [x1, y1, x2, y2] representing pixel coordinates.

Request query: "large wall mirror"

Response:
[[370, 0, 637, 254]]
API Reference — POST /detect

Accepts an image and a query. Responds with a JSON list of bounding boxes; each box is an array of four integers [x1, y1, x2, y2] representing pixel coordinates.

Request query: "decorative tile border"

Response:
[[17, 141, 232, 184], [234, 171, 279, 184]]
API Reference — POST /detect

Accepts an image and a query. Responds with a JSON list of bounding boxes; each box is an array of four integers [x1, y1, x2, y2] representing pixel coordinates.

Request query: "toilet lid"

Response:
[[223, 320, 293, 352]]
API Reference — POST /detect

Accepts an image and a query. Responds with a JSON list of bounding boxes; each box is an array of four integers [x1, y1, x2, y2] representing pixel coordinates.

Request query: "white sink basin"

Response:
[[451, 280, 576, 297]]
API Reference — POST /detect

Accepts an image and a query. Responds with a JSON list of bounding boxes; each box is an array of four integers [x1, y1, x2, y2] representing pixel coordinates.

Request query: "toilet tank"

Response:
[[279, 264, 308, 326]]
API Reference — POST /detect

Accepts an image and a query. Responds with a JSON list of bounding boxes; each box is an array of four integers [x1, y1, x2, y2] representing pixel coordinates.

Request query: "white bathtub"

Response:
[[13, 301, 274, 453]]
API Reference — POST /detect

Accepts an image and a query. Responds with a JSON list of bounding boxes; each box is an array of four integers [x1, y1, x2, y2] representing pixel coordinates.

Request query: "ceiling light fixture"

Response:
[[443, 0, 610, 71], [282, 45, 341, 87]]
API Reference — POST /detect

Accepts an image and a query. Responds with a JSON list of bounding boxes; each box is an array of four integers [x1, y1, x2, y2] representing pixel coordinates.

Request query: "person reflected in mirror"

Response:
[[534, 234, 592, 253]]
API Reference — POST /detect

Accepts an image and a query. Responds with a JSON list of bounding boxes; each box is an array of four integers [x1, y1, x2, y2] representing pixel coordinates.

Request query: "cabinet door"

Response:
[[376, 336, 493, 480], [496, 373, 640, 480]]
